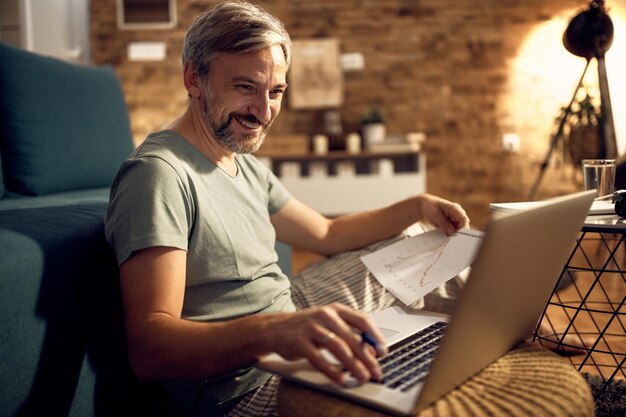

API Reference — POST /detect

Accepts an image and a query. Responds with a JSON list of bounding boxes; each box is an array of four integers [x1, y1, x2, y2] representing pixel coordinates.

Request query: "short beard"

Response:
[[201, 89, 270, 154]]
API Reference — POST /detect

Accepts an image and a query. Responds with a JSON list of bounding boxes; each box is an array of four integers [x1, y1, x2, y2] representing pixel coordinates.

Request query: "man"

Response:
[[105, 2, 469, 415]]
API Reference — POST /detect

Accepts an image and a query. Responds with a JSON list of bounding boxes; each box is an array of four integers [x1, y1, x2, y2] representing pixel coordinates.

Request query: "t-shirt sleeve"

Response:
[[104, 156, 193, 266], [266, 166, 291, 214]]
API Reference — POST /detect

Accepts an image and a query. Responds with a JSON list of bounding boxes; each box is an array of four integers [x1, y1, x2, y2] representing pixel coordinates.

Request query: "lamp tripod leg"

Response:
[[528, 59, 591, 200]]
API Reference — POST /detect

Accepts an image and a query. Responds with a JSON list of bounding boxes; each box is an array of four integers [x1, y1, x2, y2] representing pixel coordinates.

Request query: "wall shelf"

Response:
[[258, 151, 426, 215]]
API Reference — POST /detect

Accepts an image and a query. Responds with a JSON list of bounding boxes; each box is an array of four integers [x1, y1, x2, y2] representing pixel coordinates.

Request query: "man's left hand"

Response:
[[418, 194, 470, 235]]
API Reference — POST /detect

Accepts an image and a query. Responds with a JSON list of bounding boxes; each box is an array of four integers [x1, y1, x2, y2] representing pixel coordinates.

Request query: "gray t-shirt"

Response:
[[104, 130, 296, 406]]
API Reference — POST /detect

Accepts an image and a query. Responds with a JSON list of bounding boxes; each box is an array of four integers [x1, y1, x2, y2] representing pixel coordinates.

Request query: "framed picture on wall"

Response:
[[117, 0, 177, 30], [288, 38, 344, 110]]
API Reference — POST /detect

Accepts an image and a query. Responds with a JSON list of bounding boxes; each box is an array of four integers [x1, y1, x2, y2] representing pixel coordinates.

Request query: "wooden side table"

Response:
[[278, 342, 594, 417]]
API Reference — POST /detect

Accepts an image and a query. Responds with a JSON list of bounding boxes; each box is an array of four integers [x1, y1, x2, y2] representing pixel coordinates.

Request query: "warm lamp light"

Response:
[[529, 0, 617, 199]]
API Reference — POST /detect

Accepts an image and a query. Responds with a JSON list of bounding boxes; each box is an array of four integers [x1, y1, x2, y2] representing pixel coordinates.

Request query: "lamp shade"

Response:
[[563, 2, 613, 59]]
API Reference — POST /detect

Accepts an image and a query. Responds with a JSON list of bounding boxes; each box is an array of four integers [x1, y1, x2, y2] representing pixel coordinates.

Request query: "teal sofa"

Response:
[[0, 43, 168, 416]]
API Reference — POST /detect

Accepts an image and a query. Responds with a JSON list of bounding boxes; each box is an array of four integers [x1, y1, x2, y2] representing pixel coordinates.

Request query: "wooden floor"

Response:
[[291, 232, 625, 384]]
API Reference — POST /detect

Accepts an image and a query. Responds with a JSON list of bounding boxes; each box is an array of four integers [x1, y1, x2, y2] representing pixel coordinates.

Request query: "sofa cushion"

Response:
[[0, 43, 133, 196]]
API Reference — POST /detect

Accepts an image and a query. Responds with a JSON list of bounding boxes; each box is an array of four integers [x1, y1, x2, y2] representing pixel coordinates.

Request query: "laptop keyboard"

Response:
[[375, 321, 448, 392]]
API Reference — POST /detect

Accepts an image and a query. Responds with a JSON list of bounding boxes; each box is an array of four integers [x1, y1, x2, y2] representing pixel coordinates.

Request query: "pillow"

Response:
[[0, 43, 133, 196]]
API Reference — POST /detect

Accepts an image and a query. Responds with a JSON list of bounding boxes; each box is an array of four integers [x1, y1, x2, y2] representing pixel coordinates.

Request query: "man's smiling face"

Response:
[[199, 44, 288, 154]]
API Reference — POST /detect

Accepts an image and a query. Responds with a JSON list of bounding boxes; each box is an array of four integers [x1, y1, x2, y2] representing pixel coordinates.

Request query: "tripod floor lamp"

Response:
[[529, 0, 618, 200]]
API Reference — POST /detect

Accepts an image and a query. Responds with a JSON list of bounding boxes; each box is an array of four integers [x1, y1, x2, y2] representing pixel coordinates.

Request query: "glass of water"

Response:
[[582, 159, 616, 198]]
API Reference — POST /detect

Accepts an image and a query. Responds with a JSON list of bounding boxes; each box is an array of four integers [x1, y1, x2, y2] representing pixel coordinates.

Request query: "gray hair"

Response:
[[182, 1, 291, 80]]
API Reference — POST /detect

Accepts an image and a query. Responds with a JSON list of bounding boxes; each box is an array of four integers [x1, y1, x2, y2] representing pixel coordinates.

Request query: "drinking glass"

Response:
[[582, 159, 616, 198]]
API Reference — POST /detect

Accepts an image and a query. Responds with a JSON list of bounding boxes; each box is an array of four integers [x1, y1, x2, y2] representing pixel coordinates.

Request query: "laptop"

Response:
[[258, 190, 595, 416]]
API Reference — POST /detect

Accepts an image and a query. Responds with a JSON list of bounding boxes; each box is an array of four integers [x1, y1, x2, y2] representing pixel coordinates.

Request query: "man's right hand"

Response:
[[260, 303, 388, 386]]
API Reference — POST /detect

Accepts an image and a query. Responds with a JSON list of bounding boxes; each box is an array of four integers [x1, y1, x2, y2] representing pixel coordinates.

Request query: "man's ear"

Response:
[[183, 62, 201, 98]]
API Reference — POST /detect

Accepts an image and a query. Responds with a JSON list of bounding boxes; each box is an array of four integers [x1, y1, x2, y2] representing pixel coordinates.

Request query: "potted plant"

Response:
[[361, 106, 387, 149], [565, 92, 603, 166]]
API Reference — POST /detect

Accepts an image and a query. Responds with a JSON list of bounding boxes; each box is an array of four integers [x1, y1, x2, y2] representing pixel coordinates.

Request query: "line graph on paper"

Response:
[[382, 235, 452, 288], [361, 229, 483, 305]]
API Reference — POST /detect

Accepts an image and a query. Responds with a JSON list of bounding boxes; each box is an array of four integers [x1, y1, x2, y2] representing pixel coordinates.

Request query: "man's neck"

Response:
[[167, 106, 239, 177]]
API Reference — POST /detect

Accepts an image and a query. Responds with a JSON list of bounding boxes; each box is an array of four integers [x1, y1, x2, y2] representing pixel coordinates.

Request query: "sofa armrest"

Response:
[[0, 203, 167, 417]]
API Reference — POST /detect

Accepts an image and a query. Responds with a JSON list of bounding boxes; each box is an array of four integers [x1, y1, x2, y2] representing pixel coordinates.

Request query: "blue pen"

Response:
[[361, 331, 386, 356]]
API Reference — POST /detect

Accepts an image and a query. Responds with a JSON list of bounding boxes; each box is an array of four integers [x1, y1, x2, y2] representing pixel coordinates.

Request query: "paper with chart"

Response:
[[360, 229, 483, 305]]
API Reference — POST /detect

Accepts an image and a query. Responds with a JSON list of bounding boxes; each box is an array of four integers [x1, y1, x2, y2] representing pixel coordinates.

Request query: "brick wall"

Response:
[[91, 0, 588, 228]]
